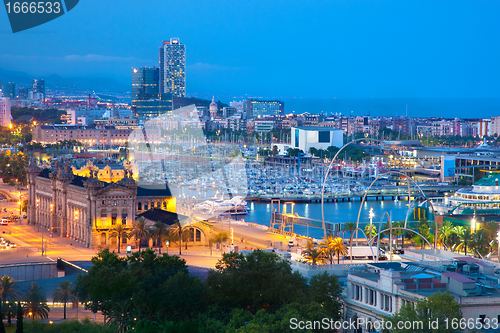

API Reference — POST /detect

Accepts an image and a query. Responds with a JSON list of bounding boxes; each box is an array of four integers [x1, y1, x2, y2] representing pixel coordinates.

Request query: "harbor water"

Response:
[[244, 199, 415, 240]]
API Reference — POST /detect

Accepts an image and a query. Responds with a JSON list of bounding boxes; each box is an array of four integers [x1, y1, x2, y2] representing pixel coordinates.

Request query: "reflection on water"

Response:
[[244, 199, 415, 240]]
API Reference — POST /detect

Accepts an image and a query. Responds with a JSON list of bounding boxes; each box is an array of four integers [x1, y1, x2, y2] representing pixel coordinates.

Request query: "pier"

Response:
[[247, 185, 458, 203]]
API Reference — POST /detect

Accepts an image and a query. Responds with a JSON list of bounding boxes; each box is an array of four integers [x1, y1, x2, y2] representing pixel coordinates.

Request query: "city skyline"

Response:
[[0, 0, 499, 99]]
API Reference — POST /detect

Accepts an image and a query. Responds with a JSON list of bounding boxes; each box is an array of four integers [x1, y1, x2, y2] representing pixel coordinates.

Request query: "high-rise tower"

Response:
[[160, 38, 186, 97]]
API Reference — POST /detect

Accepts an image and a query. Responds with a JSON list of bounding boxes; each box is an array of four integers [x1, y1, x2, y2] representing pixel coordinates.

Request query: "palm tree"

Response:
[[470, 229, 490, 257], [22, 282, 50, 323], [343, 222, 357, 263], [0, 276, 19, 303], [0, 276, 19, 326], [209, 231, 228, 256], [393, 221, 405, 250], [330, 236, 348, 264], [483, 221, 499, 243], [301, 241, 327, 265], [439, 221, 455, 250], [171, 219, 188, 255], [109, 223, 129, 253], [106, 299, 134, 333], [151, 221, 169, 254], [130, 217, 149, 251], [454, 226, 472, 256], [52, 280, 76, 320], [319, 234, 336, 264]]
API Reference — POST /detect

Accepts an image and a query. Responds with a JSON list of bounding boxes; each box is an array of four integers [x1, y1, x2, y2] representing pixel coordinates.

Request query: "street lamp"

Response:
[[369, 207, 375, 240]]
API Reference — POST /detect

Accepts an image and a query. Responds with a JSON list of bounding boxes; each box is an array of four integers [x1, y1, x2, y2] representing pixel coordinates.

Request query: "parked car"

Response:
[[0, 219, 8, 225]]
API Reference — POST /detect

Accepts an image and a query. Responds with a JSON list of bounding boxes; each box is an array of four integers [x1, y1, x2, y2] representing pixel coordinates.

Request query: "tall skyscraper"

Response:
[[0, 80, 3, 97], [32, 79, 45, 100], [132, 67, 160, 103], [160, 38, 186, 97], [0, 97, 11, 127], [3, 82, 16, 99]]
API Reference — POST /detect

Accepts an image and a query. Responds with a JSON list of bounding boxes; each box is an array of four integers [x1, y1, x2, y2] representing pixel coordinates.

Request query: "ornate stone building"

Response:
[[26, 160, 175, 249]]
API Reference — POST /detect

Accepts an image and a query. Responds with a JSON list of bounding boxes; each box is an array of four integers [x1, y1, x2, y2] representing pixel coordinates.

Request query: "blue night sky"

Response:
[[0, 0, 499, 99]]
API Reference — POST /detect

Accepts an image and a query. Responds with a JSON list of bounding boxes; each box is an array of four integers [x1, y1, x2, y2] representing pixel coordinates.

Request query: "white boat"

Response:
[[432, 172, 500, 215]]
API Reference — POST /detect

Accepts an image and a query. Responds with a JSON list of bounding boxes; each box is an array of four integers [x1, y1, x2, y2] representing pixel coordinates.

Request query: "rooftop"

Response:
[[293, 126, 343, 131], [474, 172, 500, 186]]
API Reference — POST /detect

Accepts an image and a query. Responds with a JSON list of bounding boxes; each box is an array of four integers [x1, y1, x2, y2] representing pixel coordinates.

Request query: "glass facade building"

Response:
[[162, 38, 186, 97], [132, 67, 160, 105], [3, 82, 16, 99], [32, 79, 45, 99], [246, 99, 284, 118]]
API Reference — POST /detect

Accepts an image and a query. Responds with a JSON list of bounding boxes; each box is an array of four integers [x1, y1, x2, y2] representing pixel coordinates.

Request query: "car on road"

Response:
[[0, 219, 8, 225], [9, 242, 16, 248]]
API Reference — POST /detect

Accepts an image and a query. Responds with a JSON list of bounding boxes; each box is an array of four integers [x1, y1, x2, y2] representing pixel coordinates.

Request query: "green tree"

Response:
[[308, 272, 342, 319], [364, 223, 377, 241], [22, 282, 50, 323], [52, 280, 76, 320], [206, 250, 308, 313], [386, 291, 462, 333]]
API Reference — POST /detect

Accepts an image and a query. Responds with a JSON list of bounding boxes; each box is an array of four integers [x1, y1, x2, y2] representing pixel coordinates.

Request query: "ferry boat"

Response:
[[432, 172, 500, 215]]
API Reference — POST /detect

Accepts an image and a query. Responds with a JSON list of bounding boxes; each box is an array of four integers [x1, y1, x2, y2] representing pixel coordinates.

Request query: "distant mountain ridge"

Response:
[[0, 67, 129, 95]]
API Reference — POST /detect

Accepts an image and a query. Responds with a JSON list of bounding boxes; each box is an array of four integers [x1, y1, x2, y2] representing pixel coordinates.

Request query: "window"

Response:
[[138, 202, 142, 210], [101, 213, 107, 225], [318, 131, 330, 143], [122, 214, 128, 225], [479, 315, 486, 325], [122, 233, 127, 244], [111, 214, 117, 226], [294, 129, 299, 148], [101, 233, 106, 245]]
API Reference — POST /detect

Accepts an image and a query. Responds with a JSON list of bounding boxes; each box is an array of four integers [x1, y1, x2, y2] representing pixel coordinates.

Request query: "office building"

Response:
[[3, 82, 16, 99], [132, 67, 160, 104], [31, 79, 45, 100], [160, 38, 186, 97], [0, 97, 12, 127], [17, 87, 30, 100], [246, 99, 284, 118], [134, 99, 173, 118], [291, 126, 344, 152], [0, 80, 2, 97]]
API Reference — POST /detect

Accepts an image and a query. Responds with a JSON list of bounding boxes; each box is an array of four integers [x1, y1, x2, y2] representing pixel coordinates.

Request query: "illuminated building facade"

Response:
[[0, 97, 12, 127], [27, 160, 175, 249], [161, 38, 186, 97], [131, 67, 160, 108], [246, 99, 284, 118]]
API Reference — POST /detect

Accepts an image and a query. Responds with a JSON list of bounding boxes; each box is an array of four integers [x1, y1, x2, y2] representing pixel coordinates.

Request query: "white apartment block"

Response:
[[345, 258, 500, 333], [0, 97, 12, 127]]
